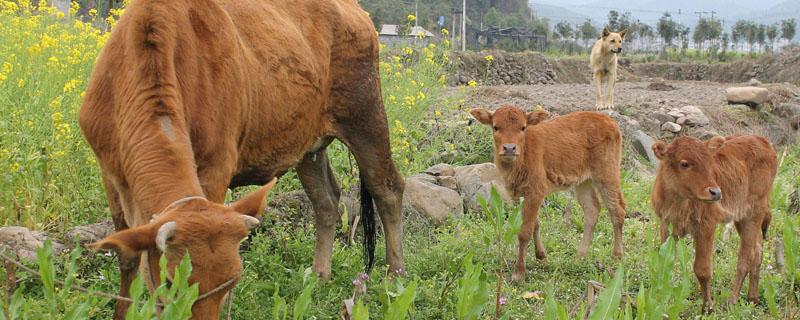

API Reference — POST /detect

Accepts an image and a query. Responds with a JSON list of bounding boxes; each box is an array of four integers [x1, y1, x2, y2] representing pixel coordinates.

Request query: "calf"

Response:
[[651, 135, 777, 311], [471, 106, 626, 281]]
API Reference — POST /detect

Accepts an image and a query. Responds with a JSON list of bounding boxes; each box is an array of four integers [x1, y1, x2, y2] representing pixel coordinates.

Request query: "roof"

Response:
[[379, 24, 436, 38]]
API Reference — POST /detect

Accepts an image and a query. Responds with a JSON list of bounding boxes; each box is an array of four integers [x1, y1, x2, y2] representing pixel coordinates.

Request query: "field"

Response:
[[1, 3, 800, 319]]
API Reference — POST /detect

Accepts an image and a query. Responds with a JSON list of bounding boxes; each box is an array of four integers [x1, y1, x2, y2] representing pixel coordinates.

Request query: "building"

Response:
[[378, 24, 437, 46]]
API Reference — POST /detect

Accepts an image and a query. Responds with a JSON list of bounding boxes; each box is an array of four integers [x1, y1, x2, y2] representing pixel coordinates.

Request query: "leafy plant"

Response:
[[380, 279, 418, 320], [588, 267, 625, 320], [635, 237, 693, 319], [454, 253, 492, 320]]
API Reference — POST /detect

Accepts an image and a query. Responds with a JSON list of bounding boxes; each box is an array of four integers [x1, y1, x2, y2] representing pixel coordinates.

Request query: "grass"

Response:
[[2, 2, 800, 319]]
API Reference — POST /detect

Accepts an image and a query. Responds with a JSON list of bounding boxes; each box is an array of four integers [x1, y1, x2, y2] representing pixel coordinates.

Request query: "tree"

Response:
[[579, 19, 598, 48], [781, 19, 797, 45], [607, 10, 620, 30], [554, 21, 574, 41], [657, 12, 679, 50], [766, 24, 779, 51]]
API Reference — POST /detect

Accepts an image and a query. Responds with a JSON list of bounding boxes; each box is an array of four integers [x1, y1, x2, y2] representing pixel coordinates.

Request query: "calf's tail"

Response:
[[360, 175, 376, 274]]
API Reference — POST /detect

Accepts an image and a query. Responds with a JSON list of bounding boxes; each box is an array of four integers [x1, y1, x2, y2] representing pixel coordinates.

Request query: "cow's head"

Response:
[[601, 27, 627, 54], [90, 179, 277, 318], [652, 137, 724, 202], [470, 105, 548, 165]]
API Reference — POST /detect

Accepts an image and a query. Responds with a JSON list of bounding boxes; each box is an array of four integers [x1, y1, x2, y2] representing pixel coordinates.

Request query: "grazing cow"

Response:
[[79, 0, 405, 318], [651, 135, 777, 311], [470, 106, 626, 281]]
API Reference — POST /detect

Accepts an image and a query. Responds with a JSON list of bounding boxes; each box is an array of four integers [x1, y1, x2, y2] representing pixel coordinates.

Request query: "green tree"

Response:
[[554, 21, 574, 41], [579, 19, 598, 48], [607, 10, 620, 30], [781, 18, 797, 45], [657, 12, 679, 50]]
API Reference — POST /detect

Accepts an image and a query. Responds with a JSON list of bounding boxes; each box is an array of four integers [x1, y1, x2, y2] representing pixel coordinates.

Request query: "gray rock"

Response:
[[437, 176, 458, 191], [747, 78, 762, 87], [454, 163, 513, 212], [667, 110, 685, 119], [694, 128, 720, 140], [632, 130, 659, 166], [0, 226, 66, 261], [425, 163, 456, 177], [652, 112, 675, 124], [65, 220, 114, 244], [408, 173, 437, 185], [677, 106, 710, 127], [661, 122, 682, 133], [403, 177, 463, 225], [774, 103, 800, 119], [726, 87, 769, 108]]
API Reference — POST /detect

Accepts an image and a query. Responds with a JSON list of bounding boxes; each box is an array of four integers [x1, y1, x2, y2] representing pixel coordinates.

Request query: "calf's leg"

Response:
[[574, 181, 600, 258], [694, 225, 716, 313], [512, 194, 545, 282], [297, 148, 341, 280], [595, 178, 626, 258], [729, 218, 764, 305]]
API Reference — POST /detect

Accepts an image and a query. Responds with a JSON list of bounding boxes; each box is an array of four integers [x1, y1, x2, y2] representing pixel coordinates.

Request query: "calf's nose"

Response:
[[708, 187, 722, 201], [502, 143, 517, 155]]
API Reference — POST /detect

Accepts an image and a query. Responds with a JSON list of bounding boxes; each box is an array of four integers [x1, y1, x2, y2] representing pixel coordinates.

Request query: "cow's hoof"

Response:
[[535, 250, 547, 260], [511, 271, 526, 282], [576, 249, 587, 259]]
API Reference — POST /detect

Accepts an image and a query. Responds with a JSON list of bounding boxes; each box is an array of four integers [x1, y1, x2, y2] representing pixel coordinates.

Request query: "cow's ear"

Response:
[[706, 136, 726, 151], [469, 108, 493, 125], [89, 224, 158, 259], [652, 141, 668, 160], [231, 178, 277, 217], [619, 29, 628, 39], [602, 26, 610, 38], [526, 110, 549, 126]]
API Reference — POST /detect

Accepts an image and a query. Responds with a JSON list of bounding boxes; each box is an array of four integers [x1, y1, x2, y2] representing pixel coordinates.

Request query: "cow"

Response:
[[651, 135, 777, 312], [78, 0, 405, 318], [470, 106, 626, 281]]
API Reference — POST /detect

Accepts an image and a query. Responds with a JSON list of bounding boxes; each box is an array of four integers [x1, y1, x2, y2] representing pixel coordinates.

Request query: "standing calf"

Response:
[[651, 136, 777, 311], [471, 106, 626, 281]]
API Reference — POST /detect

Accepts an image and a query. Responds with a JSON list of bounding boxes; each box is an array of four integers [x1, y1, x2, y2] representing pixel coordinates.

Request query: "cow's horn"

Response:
[[156, 221, 177, 252], [241, 215, 261, 230]]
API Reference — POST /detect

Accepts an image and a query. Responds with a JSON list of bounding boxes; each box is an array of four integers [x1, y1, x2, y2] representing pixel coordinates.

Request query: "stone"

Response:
[[652, 112, 675, 124], [661, 122, 682, 133], [408, 173, 437, 185], [65, 220, 114, 244], [726, 87, 769, 108], [632, 130, 659, 166], [437, 176, 458, 191], [0, 226, 66, 261], [774, 103, 800, 120], [747, 78, 762, 87], [678, 106, 710, 127], [647, 81, 676, 91], [694, 128, 720, 140], [403, 177, 463, 225], [454, 163, 513, 212], [667, 110, 685, 119], [425, 163, 455, 177]]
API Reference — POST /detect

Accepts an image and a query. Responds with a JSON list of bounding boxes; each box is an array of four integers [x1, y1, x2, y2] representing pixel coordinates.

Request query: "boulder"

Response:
[[676, 106, 710, 127], [726, 87, 769, 108], [437, 176, 458, 191], [774, 103, 800, 120], [661, 122, 682, 133], [0, 226, 66, 261], [632, 130, 659, 166], [454, 163, 513, 212], [667, 110, 685, 119], [424, 163, 456, 177], [652, 112, 675, 124], [403, 177, 463, 225], [65, 220, 114, 244]]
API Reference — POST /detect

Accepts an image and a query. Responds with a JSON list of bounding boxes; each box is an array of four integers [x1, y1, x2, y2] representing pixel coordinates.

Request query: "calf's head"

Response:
[[601, 27, 627, 54], [90, 179, 277, 318], [470, 105, 548, 165], [652, 137, 725, 202]]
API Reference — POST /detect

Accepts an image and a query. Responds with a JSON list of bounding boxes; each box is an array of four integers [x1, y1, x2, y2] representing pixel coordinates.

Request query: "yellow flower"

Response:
[[434, 110, 442, 118], [63, 79, 80, 93], [468, 80, 478, 87], [407, 15, 416, 22], [388, 95, 397, 104], [441, 28, 449, 36], [402, 47, 413, 55], [484, 55, 494, 63]]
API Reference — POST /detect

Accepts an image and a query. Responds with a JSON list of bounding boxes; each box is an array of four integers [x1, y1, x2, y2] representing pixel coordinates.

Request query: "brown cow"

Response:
[[79, 0, 405, 318], [470, 106, 626, 281], [651, 135, 777, 311]]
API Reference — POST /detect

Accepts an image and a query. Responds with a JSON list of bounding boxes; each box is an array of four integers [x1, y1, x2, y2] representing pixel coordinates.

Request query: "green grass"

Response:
[[2, 3, 800, 319]]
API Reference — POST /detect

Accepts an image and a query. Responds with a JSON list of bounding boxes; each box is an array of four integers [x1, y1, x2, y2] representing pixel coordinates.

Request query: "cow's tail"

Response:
[[360, 174, 376, 274]]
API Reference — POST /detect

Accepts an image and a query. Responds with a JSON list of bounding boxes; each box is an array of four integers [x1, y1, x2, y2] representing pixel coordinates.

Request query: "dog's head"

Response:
[[601, 27, 627, 54]]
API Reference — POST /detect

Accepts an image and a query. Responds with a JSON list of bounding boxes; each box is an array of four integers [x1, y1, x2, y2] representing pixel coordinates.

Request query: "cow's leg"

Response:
[[512, 193, 545, 282], [102, 176, 138, 320], [605, 69, 617, 109], [694, 225, 716, 313], [296, 148, 341, 280], [593, 71, 605, 110], [595, 179, 625, 258], [659, 220, 670, 243], [729, 219, 762, 305], [747, 208, 770, 303], [575, 181, 600, 258]]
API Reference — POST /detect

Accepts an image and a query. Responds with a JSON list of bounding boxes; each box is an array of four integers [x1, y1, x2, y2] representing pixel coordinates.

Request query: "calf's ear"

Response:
[[526, 110, 549, 125], [231, 178, 277, 217], [652, 141, 668, 160], [88, 224, 158, 259], [469, 108, 493, 125], [706, 136, 726, 151]]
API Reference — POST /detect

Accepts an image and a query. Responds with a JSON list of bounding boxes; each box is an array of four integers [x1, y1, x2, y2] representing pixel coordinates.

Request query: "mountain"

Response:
[[529, 2, 592, 25], [739, 0, 800, 40]]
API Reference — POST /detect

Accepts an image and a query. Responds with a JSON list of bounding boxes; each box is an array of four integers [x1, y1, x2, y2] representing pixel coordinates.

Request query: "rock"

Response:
[[403, 177, 463, 225], [424, 163, 455, 177], [632, 130, 659, 166], [65, 220, 114, 244], [694, 128, 720, 140], [747, 78, 762, 87], [677, 106, 710, 127], [652, 112, 675, 124], [454, 163, 513, 212], [0, 226, 66, 261], [437, 176, 458, 191], [661, 122, 682, 133], [667, 110, 685, 119], [774, 103, 800, 120], [647, 81, 677, 91], [726, 87, 769, 108], [408, 173, 437, 185]]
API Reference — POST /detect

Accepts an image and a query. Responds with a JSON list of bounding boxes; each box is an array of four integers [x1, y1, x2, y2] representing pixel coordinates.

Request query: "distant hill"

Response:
[[529, 2, 592, 26], [739, 1, 800, 40]]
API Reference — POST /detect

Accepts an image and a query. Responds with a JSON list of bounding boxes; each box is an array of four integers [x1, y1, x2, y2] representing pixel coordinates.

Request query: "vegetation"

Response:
[[1, 2, 800, 320]]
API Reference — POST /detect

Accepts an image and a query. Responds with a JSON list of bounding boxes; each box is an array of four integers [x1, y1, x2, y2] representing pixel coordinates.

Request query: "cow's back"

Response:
[[713, 135, 777, 221]]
